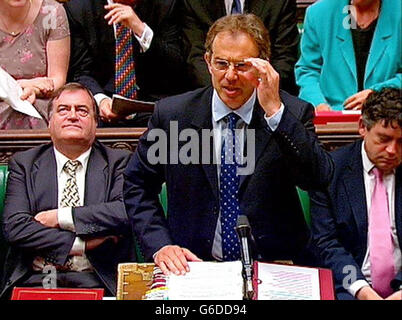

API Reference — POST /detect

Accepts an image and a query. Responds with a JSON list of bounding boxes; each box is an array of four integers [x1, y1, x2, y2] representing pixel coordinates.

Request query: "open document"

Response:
[[167, 261, 244, 300], [253, 261, 334, 300], [116, 261, 334, 300], [0, 67, 43, 119]]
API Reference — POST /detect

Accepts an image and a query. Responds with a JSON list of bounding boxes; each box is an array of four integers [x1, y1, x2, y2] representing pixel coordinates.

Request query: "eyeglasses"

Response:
[[211, 58, 253, 73]]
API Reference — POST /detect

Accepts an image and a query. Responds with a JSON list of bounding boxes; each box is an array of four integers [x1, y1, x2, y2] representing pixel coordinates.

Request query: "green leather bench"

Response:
[[0, 165, 9, 279], [0, 165, 8, 218], [297, 187, 311, 227]]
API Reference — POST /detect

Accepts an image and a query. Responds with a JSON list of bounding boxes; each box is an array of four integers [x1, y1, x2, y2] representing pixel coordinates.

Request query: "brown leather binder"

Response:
[[116, 263, 155, 300], [111, 95, 155, 116]]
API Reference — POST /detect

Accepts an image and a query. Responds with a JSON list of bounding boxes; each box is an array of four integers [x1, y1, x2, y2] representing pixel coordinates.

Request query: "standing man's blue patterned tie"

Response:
[[231, 0, 242, 14], [220, 113, 242, 261]]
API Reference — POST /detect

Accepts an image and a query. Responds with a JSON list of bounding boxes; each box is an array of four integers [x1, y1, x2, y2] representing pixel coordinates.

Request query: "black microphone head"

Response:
[[236, 215, 250, 228], [235, 215, 251, 237]]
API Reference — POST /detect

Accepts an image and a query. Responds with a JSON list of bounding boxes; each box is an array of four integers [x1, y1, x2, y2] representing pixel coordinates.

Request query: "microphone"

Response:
[[235, 215, 254, 300]]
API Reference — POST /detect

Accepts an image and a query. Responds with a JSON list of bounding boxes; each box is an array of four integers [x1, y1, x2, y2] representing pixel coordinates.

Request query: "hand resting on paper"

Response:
[[154, 245, 202, 276], [19, 86, 37, 104]]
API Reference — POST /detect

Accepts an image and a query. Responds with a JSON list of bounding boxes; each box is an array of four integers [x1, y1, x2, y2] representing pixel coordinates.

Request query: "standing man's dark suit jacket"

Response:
[[124, 86, 333, 264], [0, 142, 135, 298], [310, 140, 402, 299], [65, 0, 187, 101], [181, 0, 300, 94]]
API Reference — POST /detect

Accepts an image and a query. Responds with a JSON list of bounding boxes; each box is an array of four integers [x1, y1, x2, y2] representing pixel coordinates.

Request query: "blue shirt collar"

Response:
[[212, 89, 256, 125]]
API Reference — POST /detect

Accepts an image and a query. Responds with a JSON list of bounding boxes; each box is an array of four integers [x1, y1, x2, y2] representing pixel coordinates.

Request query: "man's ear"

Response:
[[204, 52, 213, 75], [358, 117, 367, 138]]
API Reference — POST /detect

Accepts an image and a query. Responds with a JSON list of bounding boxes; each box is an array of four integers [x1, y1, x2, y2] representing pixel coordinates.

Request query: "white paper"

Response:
[[256, 263, 321, 300], [341, 110, 361, 115], [0, 67, 43, 119], [167, 261, 244, 300]]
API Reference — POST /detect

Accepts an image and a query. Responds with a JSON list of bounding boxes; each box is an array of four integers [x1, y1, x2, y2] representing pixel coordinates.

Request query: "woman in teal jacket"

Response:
[[295, 0, 401, 111]]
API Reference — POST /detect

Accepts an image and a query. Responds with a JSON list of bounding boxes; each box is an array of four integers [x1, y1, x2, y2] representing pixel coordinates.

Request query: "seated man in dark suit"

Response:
[[310, 88, 401, 300], [65, 0, 187, 126], [180, 0, 300, 94], [0, 83, 135, 299], [123, 14, 333, 276]]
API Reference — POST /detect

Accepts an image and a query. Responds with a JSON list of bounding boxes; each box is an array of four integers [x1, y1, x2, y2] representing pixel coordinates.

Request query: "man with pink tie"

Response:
[[310, 88, 402, 300]]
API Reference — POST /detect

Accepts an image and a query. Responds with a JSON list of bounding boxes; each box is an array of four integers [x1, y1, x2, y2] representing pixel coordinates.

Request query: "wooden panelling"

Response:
[[0, 121, 358, 165]]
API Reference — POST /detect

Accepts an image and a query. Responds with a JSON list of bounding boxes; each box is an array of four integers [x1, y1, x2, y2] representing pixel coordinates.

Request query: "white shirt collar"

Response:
[[54, 147, 92, 177], [212, 89, 256, 125]]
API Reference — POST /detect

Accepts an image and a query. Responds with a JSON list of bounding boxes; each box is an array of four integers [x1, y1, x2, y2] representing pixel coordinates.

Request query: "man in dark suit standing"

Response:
[[180, 0, 300, 94], [310, 88, 401, 300], [64, 0, 187, 126], [0, 83, 135, 299], [124, 14, 333, 276]]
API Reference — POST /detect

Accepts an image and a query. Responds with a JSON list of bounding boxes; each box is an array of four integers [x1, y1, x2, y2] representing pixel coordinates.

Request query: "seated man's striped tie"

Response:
[[60, 160, 81, 207]]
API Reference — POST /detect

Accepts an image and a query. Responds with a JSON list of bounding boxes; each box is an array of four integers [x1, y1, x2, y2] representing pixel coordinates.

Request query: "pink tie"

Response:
[[369, 168, 395, 298]]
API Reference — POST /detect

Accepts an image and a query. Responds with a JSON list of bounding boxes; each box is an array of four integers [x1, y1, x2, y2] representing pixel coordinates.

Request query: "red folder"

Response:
[[313, 111, 361, 125], [11, 287, 104, 300], [252, 261, 335, 300]]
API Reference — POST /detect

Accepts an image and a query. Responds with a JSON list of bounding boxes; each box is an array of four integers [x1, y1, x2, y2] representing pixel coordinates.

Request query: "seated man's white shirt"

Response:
[[32, 148, 93, 272]]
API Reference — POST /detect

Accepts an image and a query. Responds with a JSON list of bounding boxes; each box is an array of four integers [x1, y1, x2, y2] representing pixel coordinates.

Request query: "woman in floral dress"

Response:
[[0, 0, 70, 129]]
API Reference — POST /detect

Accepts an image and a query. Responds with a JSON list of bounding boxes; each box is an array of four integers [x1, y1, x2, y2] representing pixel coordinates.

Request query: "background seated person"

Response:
[[123, 14, 333, 276], [295, 0, 401, 111], [0, 0, 70, 129], [310, 88, 401, 300], [0, 83, 135, 299], [65, 0, 187, 127], [180, 0, 300, 95]]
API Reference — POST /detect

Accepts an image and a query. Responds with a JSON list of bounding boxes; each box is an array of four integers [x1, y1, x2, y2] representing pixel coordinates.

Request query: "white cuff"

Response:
[[264, 103, 285, 131], [58, 207, 75, 232], [94, 93, 111, 107], [69, 237, 85, 256], [134, 23, 153, 52], [348, 279, 371, 298]]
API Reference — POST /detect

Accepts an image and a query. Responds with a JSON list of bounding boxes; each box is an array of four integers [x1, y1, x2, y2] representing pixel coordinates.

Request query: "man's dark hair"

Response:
[[362, 88, 402, 129], [205, 13, 271, 60], [47, 82, 99, 121]]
